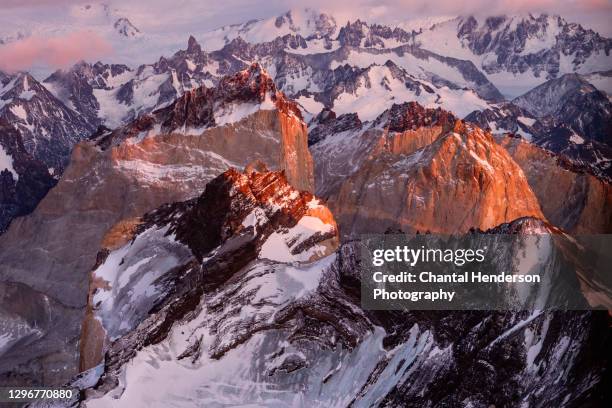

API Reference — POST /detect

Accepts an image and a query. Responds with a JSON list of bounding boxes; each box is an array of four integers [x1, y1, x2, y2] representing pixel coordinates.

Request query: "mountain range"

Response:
[[1, 9, 610, 234], [0, 6, 610, 407]]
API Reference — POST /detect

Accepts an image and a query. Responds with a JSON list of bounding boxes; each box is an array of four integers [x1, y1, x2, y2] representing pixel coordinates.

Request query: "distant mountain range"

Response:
[[1, 9, 609, 232]]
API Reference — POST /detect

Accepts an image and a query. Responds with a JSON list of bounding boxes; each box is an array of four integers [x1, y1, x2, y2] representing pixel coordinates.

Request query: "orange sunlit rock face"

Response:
[[312, 103, 545, 237], [331, 122, 544, 235]]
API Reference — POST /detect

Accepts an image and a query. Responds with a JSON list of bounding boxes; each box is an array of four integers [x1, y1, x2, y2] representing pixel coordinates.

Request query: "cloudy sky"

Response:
[[1, 0, 611, 75]]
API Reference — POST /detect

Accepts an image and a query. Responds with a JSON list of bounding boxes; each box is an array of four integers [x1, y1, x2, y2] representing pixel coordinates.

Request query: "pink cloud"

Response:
[[0, 31, 112, 72]]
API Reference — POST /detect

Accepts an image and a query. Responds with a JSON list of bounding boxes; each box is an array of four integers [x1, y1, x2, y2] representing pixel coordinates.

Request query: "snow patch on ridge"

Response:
[[214, 94, 276, 126], [259, 215, 334, 262], [93, 71, 168, 128], [569, 133, 585, 145], [242, 207, 268, 229], [116, 158, 234, 185], [9, 104, 27, 121], [296, 95, 324, 118], [330, 64, 491, 120], [517, 116, 536, 126], [0, 145, 18, 181], [92, 225, 192, 339]]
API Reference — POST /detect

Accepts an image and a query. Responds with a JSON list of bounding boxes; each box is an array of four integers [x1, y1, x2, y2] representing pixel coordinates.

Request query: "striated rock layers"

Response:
[[311, 102, 544, 237], [0, 64, 314, 385]]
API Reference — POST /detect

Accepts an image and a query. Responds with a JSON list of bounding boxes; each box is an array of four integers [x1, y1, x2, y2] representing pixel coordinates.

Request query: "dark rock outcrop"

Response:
[[0, 120, 55, 233]]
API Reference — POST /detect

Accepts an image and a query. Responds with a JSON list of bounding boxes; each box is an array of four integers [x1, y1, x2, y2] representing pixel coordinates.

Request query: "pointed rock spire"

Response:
[[187, 35, 202, 54]]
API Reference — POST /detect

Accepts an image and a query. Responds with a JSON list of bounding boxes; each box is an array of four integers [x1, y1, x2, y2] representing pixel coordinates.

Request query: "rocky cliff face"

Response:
[[311, 102, 544, 237], [0, 65, 314, 385], [464, 101, 539, 138], [93, 62, 314, 192], [0, 280, 83, 388], [500, 135, 612, 234]]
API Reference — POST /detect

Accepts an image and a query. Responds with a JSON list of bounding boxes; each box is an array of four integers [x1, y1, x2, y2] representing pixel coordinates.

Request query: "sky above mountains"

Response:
[[1, 0, 610, 75]]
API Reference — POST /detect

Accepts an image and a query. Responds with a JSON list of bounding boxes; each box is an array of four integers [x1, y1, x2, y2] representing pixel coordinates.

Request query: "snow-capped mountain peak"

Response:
[[273, 8, 338, 39], [72, 3, 143, 39], [186, 35, 202, 54], [198, 8, 338, 51], [417, 13, 612, 97], [0, 71, 94, 171]]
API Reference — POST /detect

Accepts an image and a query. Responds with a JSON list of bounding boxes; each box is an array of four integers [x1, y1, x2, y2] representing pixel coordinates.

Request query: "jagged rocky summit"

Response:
[[311, 102, 545, 237]]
